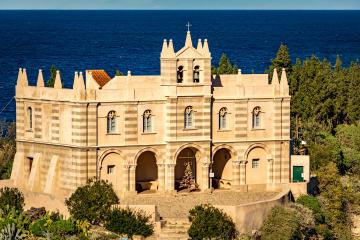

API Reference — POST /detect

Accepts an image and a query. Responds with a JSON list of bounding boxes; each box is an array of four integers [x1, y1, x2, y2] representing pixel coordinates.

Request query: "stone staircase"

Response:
[[157, 218, 190, 240]]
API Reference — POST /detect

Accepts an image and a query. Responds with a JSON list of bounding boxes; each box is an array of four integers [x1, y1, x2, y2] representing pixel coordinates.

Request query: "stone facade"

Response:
[[11, 31, 291, 197]]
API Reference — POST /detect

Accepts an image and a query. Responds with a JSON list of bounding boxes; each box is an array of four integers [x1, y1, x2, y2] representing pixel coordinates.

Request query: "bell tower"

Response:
[[160, 26, 212, 86]]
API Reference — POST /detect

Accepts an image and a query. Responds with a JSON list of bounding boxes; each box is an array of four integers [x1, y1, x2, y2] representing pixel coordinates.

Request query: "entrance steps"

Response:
[[157, 218, 190, 240]]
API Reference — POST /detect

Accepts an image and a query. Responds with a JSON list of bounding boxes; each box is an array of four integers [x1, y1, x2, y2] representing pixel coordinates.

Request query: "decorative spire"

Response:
[[16, 68, 23, 86], [280, 68, 289, 95], [127, 70, 131, 76], [72, 71, 79, 89], [22, 68, 28, 86], [272, 68, 279, 85], [54, 70, 62, 89], [168, 39, 175, 57], [202, 39, 210, 57], [37, 69, 44, 87], [197, 39, 203, 53], [78, 71, 85, 91], [280, 68, 288, 85], [184, 31, 193, 48], [161, 39, 168, 58]]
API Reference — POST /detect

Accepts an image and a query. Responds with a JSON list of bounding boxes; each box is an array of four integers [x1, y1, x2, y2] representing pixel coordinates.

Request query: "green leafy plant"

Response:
[[0, 207, 31, 239], [0, 187, 24, 214], [188, 204, 237, 240], [105, 207, 154, 239], [65, 178, 119, 225]]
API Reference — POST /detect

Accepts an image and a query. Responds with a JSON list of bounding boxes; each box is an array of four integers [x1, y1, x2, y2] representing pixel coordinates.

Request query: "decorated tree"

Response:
[[179, 161, 198, 191]]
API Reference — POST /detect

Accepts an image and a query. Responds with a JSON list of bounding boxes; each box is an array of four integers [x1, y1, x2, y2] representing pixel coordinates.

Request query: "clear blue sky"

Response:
[[0, 0, 359, 10]]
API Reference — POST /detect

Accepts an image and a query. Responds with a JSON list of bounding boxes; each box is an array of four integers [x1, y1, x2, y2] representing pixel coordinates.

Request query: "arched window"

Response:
[[184, 106, 193, 129], [27, 107, 32, 130], [107, 110, 116, 133], [193, 65, 200, 83], [177, 66, 184, 83], [252, 106, 261, 129], [143, 109, 152, 133], [219, 107, 227, 130]]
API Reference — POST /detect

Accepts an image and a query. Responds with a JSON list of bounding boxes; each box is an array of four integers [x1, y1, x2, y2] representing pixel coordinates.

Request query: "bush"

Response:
[[0, 187, 24, 214], [105, 207, 154, 239], [65, 178, 119, 225], [296, 195, 325, 224], [30, 212, 90, 240], [0, 207, 31, 239], [188, 204, 237, 240], [261, 205, 301, 240]]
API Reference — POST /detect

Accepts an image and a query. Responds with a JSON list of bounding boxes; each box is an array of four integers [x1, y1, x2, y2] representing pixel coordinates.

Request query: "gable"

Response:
[[176, 47, 204, 59]]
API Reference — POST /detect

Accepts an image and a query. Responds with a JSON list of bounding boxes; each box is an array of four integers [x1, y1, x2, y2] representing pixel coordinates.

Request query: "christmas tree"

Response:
[[179, 161, 198, 191]]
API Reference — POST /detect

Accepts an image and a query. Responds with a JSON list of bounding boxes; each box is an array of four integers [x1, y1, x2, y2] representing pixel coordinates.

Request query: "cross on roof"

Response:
[[186, 22, 192, 32]]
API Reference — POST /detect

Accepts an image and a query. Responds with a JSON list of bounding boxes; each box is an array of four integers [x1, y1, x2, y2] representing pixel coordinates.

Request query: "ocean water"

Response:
[[0, 10, 359, 120]]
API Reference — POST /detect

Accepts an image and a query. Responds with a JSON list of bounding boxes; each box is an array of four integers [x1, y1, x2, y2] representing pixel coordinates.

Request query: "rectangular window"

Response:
[[107, 165, 115, 174], [252, 159, 260, 169], [28, 157, 34, 172]]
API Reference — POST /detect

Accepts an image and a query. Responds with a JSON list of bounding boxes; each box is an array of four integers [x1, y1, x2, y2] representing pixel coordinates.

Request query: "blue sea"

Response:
[[0, 10, 359, 120]]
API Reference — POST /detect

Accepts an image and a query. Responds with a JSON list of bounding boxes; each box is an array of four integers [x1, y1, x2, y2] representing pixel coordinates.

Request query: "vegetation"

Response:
[[46, 65, 58, 87], [267, 44, 360, 239], [65, 178, 119, 225], [104, 207, 154, 239], [0, 121, 15, 180], [211, 53, 238, 75], [260, 204, 316, 240], [115, 70, 123, 76], [0, 187, 24, 214], [188, 204, 237, 240]]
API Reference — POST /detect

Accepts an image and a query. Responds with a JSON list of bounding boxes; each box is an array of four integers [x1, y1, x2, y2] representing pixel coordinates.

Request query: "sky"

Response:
[[0, 0, 359, 10]]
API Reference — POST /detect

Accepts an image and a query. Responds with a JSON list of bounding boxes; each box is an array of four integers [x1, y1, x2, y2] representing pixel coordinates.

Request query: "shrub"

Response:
[[0, 207, 31, 239], [105, 207, 154, 239], [0, 187, 24, 214], [296, 195, 325, 224], [65, 178, 119, 225], [188, 204, 237, 240], [260, 205, 301, 240], [30, 212, 89, 240]]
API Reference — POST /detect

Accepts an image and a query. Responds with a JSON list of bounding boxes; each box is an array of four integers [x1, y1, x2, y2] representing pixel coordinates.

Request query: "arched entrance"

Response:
[[135, 151, 158, 193], [100, 152, 122, 192], [212, 148, 232, 189], [175, 147, 200, 191], [246, 147, 267, 185]]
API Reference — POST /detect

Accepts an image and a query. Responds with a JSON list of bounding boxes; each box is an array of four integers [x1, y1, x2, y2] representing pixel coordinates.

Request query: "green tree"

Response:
[[316, 162, 352, 240], [115, 70, 123, 76], [188, 204, 237, 240], [46, 65, 57, 87], [212, 53, 238, 75], [268, 43, 292, 82], [65, 178, 119, 225]]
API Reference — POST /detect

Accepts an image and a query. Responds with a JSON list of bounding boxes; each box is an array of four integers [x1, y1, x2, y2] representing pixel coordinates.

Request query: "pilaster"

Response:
[[165, 163, 176, 192], [239, 160, 247, 185]]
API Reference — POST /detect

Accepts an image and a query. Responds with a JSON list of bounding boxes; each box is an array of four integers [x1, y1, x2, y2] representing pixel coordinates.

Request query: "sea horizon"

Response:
[[0, 10, 359, 120]]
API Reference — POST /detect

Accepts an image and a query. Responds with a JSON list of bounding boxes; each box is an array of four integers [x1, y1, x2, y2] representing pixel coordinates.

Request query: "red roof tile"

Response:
[[89, 70, 111, 87]]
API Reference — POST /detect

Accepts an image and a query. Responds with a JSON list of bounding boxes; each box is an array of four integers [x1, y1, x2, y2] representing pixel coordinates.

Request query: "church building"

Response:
[[11, 30, 291, 196]]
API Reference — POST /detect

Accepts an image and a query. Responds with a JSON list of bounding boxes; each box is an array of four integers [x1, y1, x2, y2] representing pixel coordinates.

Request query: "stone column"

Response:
[[239, 160, 247, 185], [129, 164, 136, 193], [157, 164, 166, 192], [201, 162, 210, 190], [267, 158, 274, 184], [122, 165, 130, 192], [166, 163, 176, 192], [232, 160, 241, 188]]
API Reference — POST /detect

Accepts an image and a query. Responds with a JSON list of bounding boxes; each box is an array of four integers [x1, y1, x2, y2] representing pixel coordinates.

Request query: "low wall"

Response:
[[216, 188, 292, 234]]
